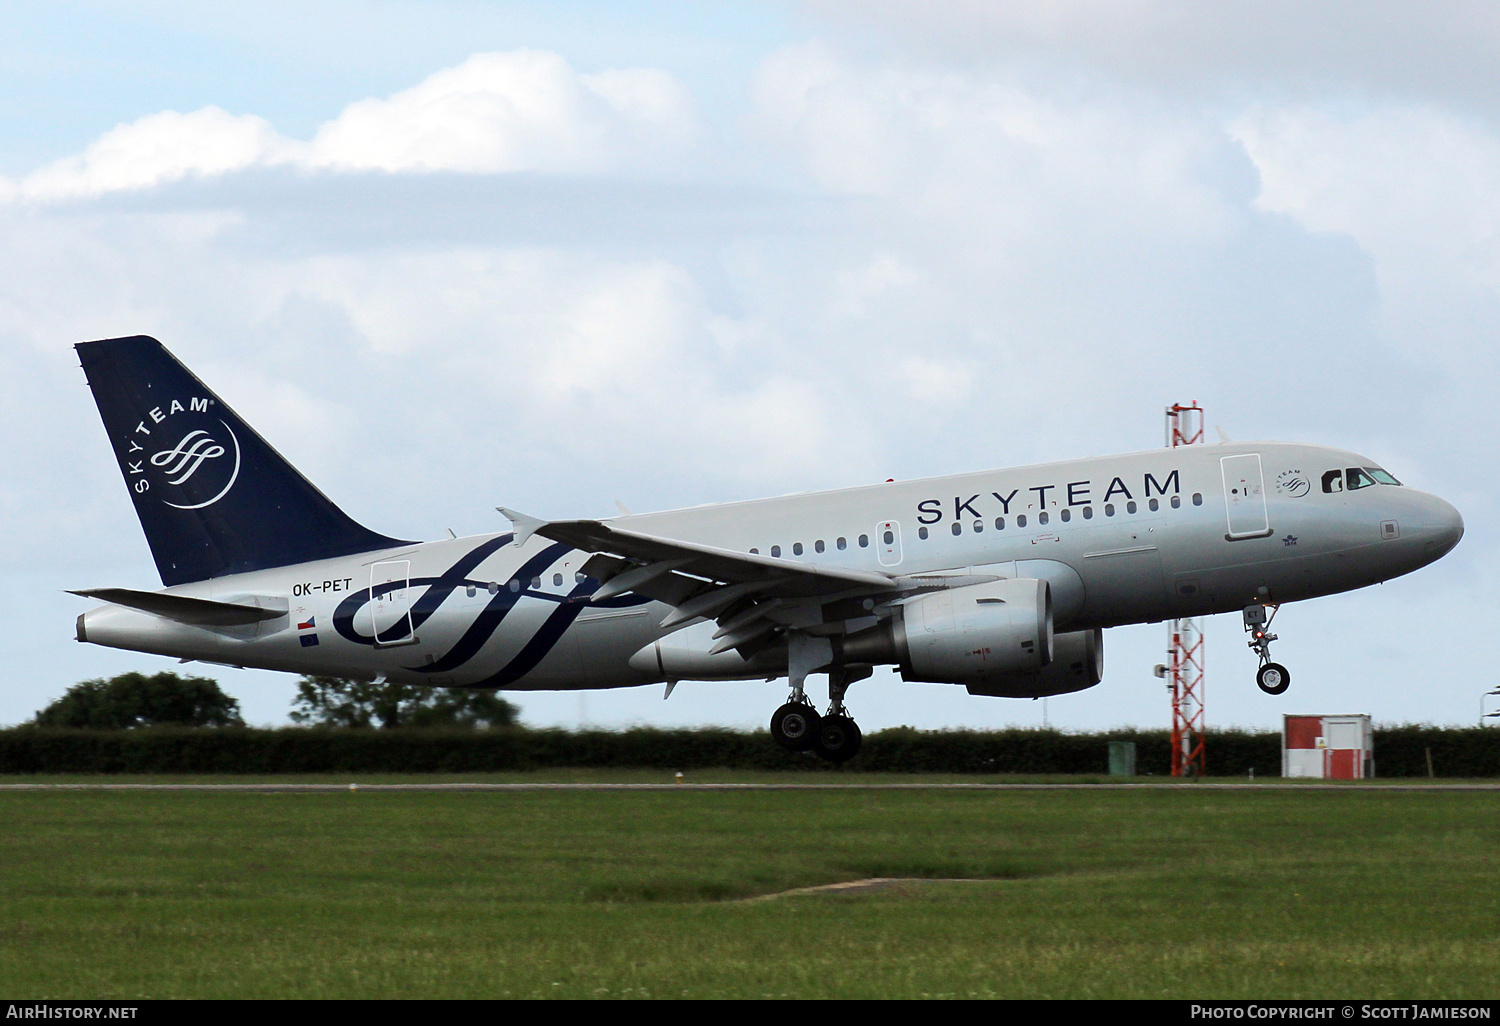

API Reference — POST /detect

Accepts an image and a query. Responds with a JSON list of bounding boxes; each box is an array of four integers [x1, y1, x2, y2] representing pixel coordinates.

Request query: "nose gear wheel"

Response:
[[1256, 661, 1290, 695]]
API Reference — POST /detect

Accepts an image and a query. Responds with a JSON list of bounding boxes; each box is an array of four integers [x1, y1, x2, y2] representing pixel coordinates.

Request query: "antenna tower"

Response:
[[1166, 402, 1206, 777]]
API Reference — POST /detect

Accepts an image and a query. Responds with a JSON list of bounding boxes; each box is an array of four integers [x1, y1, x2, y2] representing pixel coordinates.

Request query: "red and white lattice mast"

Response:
[[1165, 402, 1206, 777]]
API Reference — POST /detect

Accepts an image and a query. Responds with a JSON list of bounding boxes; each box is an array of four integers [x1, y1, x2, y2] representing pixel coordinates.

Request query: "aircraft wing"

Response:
[[532, 518, 898, 596], [499, 510, 903, 649]]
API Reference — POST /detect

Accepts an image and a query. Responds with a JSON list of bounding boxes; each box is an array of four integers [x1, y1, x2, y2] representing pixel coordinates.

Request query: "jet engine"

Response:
[[836, 578, 1052, 685], [962, 628, 1104, 698], [896, 577, 1052, 683]]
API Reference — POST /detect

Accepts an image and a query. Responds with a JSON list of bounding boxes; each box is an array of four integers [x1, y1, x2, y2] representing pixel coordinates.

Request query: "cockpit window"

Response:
[[1321, 470, 1344, 493], [1365, 467, 1402, 486], [1346, 467, 1377, 491]]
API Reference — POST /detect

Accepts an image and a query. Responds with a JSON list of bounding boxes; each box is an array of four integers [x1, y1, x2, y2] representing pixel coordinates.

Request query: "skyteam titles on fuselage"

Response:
[[914, 469, 1183, 524]]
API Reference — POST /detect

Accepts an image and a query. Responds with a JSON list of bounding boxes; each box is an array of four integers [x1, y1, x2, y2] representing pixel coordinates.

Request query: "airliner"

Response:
[[72, 336, 1464, 761]]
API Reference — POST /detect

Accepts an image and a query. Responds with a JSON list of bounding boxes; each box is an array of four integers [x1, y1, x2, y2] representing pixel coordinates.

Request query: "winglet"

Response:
[[496, 507, 549, 547]]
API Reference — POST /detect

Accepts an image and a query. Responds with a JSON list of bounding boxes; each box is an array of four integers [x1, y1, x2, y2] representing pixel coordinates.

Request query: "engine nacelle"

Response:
[[895, 578, 1053, 685], [964, 628, 1104, 698]]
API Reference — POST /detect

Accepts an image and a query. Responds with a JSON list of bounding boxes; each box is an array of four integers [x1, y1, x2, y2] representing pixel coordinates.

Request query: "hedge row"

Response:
[[0, 725, 1495, 776]]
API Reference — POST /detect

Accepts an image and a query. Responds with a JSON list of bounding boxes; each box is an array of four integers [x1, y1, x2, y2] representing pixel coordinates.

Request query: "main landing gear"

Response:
[[1243, 601, 1291, 696], [770, 667, 865, 763]]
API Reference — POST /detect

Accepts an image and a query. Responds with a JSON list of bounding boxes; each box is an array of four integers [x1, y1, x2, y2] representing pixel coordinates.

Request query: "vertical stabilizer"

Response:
[[77, 335, 412, 585]]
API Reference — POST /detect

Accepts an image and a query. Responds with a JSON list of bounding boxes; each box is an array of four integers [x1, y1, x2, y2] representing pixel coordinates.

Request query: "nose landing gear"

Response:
[[1243, 602, 1291, 695]]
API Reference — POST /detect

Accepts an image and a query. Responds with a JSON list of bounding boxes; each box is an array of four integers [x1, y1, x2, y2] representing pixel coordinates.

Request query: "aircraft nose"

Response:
[[1423, 496, 1464, 560]]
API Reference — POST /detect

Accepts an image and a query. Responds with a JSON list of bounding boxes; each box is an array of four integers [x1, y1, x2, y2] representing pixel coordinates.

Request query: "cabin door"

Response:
[[1221, 454, 1271, 540], [369, 559, 417, 646]]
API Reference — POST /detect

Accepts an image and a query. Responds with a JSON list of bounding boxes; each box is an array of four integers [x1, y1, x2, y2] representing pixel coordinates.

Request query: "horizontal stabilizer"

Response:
[[69, 588, 288, 626]]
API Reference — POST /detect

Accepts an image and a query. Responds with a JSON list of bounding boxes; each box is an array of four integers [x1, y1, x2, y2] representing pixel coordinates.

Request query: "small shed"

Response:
[[1282, 714, 1373, 779]]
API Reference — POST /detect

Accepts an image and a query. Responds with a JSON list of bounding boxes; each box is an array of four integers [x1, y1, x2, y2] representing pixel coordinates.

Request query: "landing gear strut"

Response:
[[1243, 602, 1290, 695], [814, 668, 863, 764]]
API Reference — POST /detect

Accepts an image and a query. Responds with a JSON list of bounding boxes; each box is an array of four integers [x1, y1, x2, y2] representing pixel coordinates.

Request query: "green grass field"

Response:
[[0, 776, 1496, 999]]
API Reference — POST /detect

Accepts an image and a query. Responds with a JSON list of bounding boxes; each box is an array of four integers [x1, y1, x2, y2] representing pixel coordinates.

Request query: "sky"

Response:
[[1, 1, 1494, 736]]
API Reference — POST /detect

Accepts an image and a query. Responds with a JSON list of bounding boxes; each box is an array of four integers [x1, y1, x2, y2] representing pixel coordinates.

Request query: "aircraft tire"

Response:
[[770, 702, 821, 752], [814, 714, 862, 764], [1256, 662, 1291, 696]]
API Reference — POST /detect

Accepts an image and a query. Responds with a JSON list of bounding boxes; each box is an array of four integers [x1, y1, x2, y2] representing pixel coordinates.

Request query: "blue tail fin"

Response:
[[77, 335, 412, 586]]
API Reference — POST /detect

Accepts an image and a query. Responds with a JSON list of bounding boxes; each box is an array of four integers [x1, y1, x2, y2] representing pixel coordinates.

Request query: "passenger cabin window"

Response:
[[918, 526, 929, 540], [750, 548, 759, 554], [1059, 509, 1070, 522], [1322, 470, 1344, 493], [1104, 503, 1115, 516], [1016, 514, 1027, 527], [1127, 501, 1138, 514], [837, 537, 847, 550], [1346, 467, 1377, 491], [815, 540, 825, 553], [771, 545, 781, 558], [995, 517, 1006, 530], [1039, 511, 1049, 525], [1170, 495, 1181, 509], [1148, 498, 1159, 512], [859, 535, 869, 548], [883, 530, 894, 545], [553, 573, 564, 587], [1192, 493, 1203, 506], [973, 519, 983, 532], [1082, 507, 1093, 520], [951, 523, 962, 536], [793, 542, 803, 555]]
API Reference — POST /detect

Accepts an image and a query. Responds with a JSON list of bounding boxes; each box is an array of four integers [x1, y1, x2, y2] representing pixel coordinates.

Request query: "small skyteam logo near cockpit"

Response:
[[1275, 469, 1310, 498], [119, 396, 242, 510]]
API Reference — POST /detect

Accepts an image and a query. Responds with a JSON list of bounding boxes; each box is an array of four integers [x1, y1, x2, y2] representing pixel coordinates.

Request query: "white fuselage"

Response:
[[78, 441, 1463, 693]]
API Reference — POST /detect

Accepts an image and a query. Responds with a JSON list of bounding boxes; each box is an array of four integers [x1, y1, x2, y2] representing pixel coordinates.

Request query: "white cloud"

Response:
[[808, 1, 1500, 113], [3, 50, 696, 202], [753, 42, 1233, 244], [307, 51, 694, 174], [1234, 105, 1500, 290], [16, 108, 290, 201]]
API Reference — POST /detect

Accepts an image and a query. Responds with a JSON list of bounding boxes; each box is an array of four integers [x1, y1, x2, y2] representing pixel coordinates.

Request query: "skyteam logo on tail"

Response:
[[119, 396, 242, 510]]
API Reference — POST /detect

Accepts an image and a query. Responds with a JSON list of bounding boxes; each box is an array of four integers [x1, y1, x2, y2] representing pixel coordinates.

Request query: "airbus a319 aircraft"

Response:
[[73, 336, 1464, 761]]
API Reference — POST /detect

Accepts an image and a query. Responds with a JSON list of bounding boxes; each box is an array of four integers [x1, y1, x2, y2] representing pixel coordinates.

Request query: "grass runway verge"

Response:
[[0, 775, 1495, 999]]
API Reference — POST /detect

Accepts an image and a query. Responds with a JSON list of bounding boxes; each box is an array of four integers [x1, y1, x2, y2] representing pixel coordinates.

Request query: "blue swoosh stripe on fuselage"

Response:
[[467, 578, 599, 687], [413, 542, 573, 673]]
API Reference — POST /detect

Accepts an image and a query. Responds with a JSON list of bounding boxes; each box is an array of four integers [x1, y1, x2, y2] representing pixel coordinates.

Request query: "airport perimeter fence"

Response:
[[0, 724, 1496, 776]]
